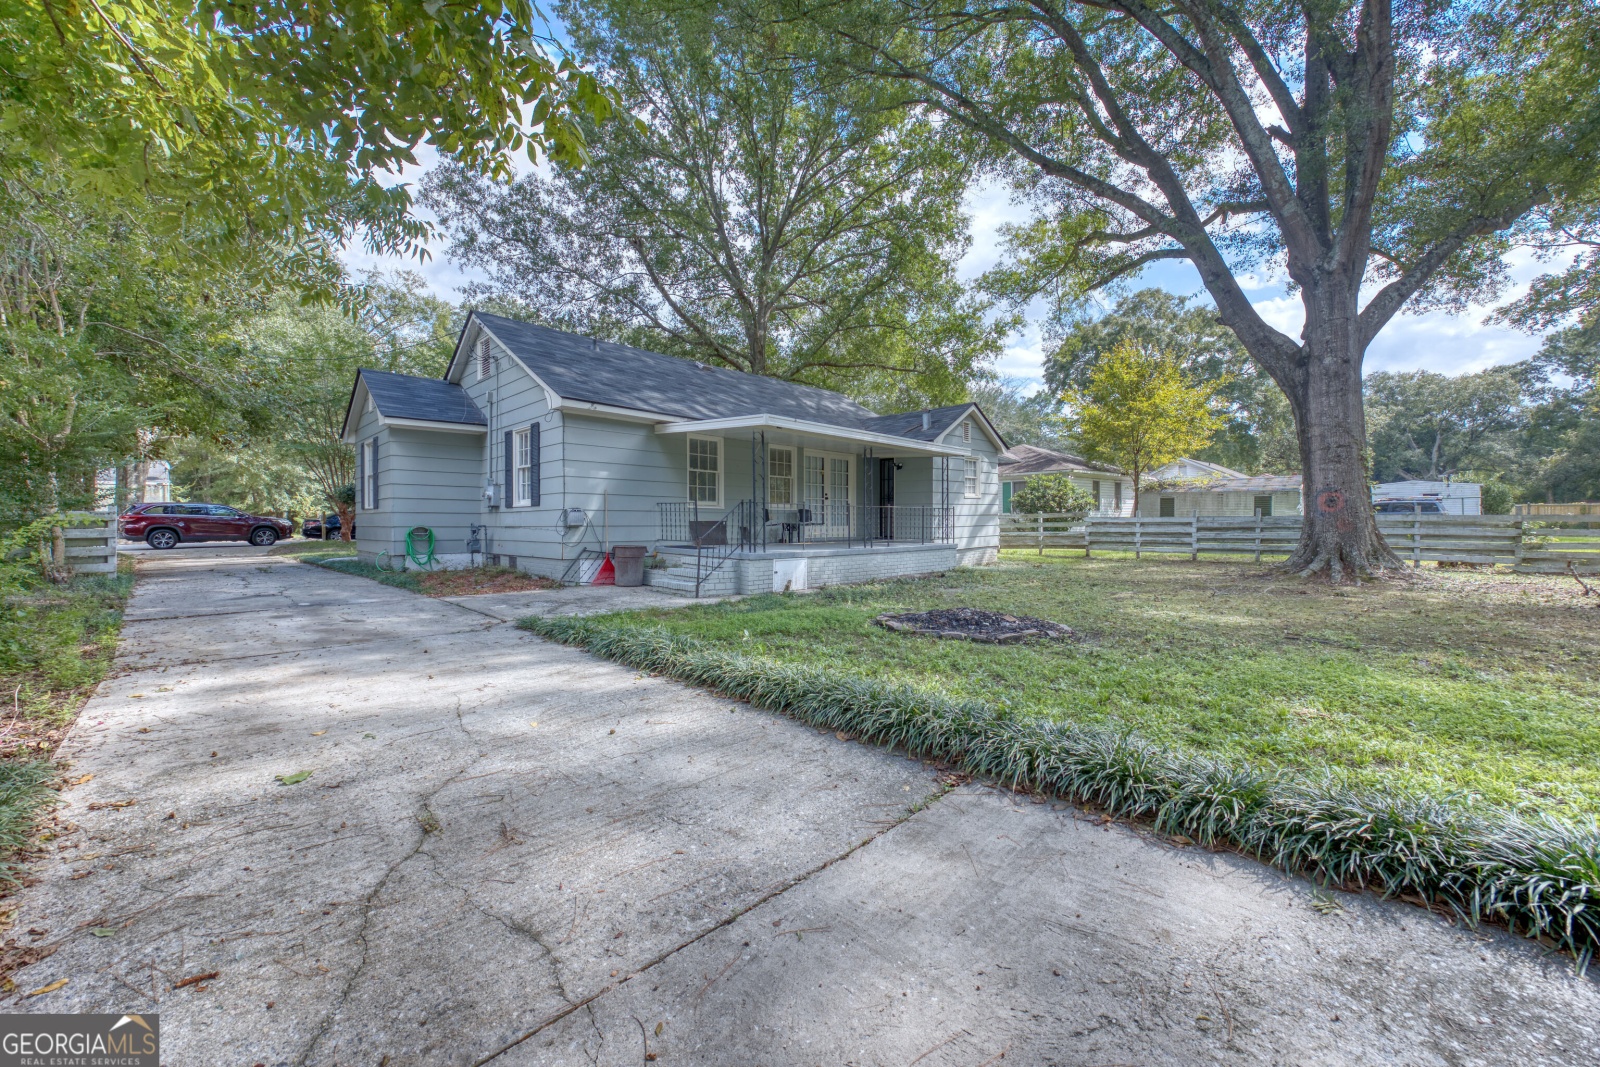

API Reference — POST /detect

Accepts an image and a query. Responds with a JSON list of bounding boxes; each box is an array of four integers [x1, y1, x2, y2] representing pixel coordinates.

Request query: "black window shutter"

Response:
[[371, 438, 379, 508], [504, 429, 514, 507], [529, 423, 540, 507], [356, 442, 365, 510]]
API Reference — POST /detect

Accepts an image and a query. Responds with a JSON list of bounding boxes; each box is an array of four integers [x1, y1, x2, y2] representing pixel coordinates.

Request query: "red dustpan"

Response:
[[593, 553, 616, 585]]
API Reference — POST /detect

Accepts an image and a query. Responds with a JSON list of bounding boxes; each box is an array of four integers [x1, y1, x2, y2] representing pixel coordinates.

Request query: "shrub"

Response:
[[1011, 474, 1097, 516], [1479, 480, 1513, 515]]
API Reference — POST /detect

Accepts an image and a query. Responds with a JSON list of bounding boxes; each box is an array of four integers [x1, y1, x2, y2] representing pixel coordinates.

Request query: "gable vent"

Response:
[[963, 420, 972, 443], [477, 337, 492, 380]]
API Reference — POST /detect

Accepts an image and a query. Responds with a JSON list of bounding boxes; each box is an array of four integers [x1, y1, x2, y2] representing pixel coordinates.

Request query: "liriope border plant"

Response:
[[522, 616, 1600, 971]]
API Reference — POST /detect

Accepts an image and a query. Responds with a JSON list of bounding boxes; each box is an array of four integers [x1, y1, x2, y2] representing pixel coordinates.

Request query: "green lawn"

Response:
[[594, 552, 1600, 817]]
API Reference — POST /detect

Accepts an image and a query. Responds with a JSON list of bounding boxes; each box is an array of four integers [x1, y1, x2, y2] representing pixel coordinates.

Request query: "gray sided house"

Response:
[[998, 444, 1133, 516], [340, 312, 1005, 594]]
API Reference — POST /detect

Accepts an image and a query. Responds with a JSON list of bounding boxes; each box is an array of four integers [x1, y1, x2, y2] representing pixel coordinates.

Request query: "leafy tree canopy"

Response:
[[783, 0, 1600, 576], [423, 0, 1003, 408], [1069, 341, 1225, 510], [1364, 365, 1530, 482], [1038, 289, 1297, 474]]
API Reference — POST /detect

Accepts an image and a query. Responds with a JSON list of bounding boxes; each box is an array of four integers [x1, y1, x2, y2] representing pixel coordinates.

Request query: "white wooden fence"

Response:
[[61, 514, 119, 575], [999, 513, 1600, 573]]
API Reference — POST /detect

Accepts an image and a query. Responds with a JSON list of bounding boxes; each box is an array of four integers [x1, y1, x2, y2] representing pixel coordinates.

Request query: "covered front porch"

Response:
[[645, 414, 969, 595]]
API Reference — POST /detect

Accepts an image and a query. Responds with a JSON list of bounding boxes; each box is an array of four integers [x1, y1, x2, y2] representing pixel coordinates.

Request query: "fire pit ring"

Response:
[[873, 607, 1075, 644]]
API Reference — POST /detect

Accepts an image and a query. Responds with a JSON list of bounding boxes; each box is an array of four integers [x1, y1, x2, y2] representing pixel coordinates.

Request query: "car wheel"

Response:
[[146, 528, 179, 550], [249, 527, 279, 547]]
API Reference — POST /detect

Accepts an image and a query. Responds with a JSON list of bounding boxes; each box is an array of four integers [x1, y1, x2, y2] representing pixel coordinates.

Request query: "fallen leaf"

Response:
[[129, 694, 144, 699], [136, 727, 150, 734], [24, 977, 68, 997], [90, 927, 117, 938], [67, 774, 93, 786], [86, 799, 136, 811], [276, 771, 312, 786], [310, 731, 326, 737], [529, 721, 539, 728], [655, 1022, 665, 1036]]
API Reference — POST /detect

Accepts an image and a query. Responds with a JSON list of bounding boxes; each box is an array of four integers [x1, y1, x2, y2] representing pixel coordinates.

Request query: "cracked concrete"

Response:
[[7, 547, 1600, 1066]]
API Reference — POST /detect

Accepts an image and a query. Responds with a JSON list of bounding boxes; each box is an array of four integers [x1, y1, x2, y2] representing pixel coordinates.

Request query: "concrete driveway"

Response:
[[8, 549, 1599, 1065]]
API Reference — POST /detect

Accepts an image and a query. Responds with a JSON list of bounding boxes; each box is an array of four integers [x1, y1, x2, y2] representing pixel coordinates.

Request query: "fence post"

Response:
[[1254, 509, 1262, 563], [1038, 512, 1044, 555], [1411, 503, 1422, 569], [1190, 514, 1199, 561], [1085, 519, 1092, 558], [1134, 517, 1142, 559]]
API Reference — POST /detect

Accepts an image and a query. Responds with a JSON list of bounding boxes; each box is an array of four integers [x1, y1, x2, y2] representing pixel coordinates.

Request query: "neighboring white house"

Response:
[[95, 460, 172, 510], [1137, 458, 1484, 518], [1372, 480, 1481, 515], [1147, 457, 1242, 482], [997, 444, 1133, 516], [1139, 473, 1305, 518], [339, 312, 1005, 594]]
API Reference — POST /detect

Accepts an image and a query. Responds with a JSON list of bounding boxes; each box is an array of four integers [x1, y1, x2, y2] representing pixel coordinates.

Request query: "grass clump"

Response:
[[523, 614, 1600, 970], [0, 550, 136, 885]]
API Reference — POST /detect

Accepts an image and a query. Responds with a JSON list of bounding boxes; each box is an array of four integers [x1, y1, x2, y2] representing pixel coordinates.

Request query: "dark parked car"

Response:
[[301, 513, 353, 540], [1374, 499, 1445, 514], [119, 503, 293, 548]]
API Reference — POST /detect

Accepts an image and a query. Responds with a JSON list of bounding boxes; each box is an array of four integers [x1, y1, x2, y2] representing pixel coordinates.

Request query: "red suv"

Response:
[[120, 503, 292, 549]]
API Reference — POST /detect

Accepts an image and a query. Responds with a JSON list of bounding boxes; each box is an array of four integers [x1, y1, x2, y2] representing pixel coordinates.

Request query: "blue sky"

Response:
[[343, 165, 1552, 394]]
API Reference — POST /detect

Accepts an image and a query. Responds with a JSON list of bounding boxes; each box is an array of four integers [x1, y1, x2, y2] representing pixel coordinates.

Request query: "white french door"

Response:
[[802, 452, 853, 539]]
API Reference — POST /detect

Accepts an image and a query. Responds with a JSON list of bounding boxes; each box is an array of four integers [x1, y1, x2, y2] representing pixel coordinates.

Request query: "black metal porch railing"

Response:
[[657, 501, 954, 551]]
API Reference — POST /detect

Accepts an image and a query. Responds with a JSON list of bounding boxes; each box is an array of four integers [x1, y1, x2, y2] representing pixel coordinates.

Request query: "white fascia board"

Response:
[[653, 414, 968, 456], [339, 377, 372, 444], [554, 398, 676, 424], [379, 416, 488, 435]]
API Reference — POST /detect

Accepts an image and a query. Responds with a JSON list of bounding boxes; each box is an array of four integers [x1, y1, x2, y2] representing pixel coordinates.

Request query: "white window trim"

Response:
[[963, 457, 979, 498], [767, 445, 796, 506], [361, 438, 377, 509], [687, 434, 723, 509], [513, 428, 533, 507]]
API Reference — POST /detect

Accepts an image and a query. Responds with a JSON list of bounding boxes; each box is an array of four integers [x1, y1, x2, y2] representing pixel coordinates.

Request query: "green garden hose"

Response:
[[406, 526, 436, 569]]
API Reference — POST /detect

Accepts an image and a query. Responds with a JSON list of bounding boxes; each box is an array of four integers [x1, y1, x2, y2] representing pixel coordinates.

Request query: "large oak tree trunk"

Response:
[[1279, 281, 1402, 580]]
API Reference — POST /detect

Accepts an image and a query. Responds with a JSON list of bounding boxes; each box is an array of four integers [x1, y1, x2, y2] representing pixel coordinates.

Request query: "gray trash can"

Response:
[[611, 545, 648, 587]]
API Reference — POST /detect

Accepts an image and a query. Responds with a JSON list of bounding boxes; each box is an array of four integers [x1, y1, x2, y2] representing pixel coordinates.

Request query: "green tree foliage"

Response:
[[1477, 480, 1513, 515], [1069, 343, 1225, 513], [0, 1, 610, 526], [1009, 474, 1096, 517], [422, 0, 1002, 408], [1, 1, 614, 259], [163, 274, 457, 531], [1364, 366, 1529, 482], [1039, 290, 1297, 474], [791, 0, 1600, 577], [1519, 321, 1600, 502], [966, 379, 1070, 450]]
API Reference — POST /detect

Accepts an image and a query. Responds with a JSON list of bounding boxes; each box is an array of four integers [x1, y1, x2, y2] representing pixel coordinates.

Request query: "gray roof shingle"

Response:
[[998, 444, 1122, 476], [474, 313, 881, 428], [859, 404, 974, 442], [360, 369, 485, 426]]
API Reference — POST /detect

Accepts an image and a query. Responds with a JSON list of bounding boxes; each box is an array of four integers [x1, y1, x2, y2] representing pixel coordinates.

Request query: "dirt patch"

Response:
[[874, 608, 1075, 644], [415, 567, 560, 598]]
